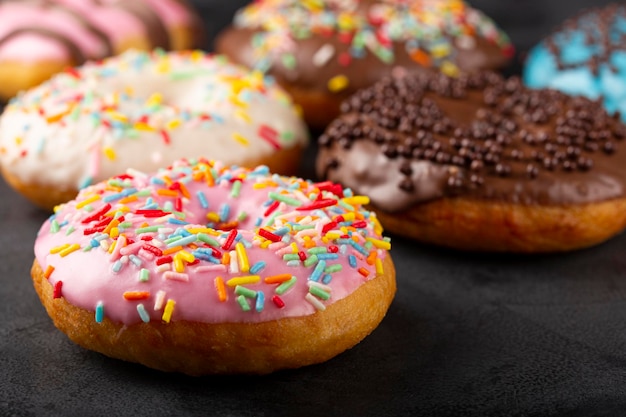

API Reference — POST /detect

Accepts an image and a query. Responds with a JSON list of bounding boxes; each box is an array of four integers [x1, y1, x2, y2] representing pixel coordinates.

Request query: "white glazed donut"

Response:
[[0, 49, 309, 210], [31, 158, 396, 375]]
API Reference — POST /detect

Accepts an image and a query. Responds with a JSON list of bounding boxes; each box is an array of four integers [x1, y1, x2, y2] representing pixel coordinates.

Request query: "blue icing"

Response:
[[523, 10, 626, 121]]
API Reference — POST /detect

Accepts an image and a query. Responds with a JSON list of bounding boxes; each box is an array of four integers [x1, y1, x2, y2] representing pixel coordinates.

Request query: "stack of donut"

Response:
[[0, 0, 205, 100]]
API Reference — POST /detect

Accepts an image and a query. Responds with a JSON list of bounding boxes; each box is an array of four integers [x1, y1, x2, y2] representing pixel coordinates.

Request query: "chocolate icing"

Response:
[[316, 71, 626, 212], [216, 0, 513, 100]]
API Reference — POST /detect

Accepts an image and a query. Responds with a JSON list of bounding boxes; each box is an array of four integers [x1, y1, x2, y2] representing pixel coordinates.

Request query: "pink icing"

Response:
[[34, 160, 391, 325], [0, 2, 107, 61], [0, 0, 196, 62]]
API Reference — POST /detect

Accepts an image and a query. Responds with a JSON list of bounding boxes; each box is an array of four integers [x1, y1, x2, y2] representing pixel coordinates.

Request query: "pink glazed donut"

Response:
[[32, 158, 396, 375], [0, 0, 204, 100]]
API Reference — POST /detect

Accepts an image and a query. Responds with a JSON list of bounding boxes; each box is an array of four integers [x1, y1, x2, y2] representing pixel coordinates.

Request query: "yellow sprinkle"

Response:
[[156, 60, 171, 74], [375, 258, 384, 276], [109, 227, 119, 239], [431, 44, 452, 59], [324, 232, 341, 240], [187, 227, 219, 235], [177, 250, 195, 263], [162, 299, 176, 323], [173, 256, 185, 273], [440, 61, 460, 77], [235, 242, 250, 273], [366, 238, 392, 250], [260, 240, 272, 249], [226, 275, 261, 287], [108, 111, 128, 122], [146, 92, 163, 106], [75, 195, 100, 209], [252, 183, 269, 189], [50, 243, 70, 254], [342, 196, 370, 206], [327, 75, 349, 92], [191, 50, 204, 61], [206, 212, 220, 223], [103, 147, 116, 161], [108, 239, 116, 254], [166, 119, 182, 130], [14, 136, 23, 145], [289, 242, 298, 253], [235, 110, 252, 124], [59, 244, 81, 257], [232, 133, 250, 146], [124, 86, 134, 96], [134, 122, 155, 132]]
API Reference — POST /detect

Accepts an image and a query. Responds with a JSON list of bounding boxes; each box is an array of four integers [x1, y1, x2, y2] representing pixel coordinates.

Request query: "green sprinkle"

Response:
[[136, 226, 160, 234], [309, 286, 331, 301], [281, 53, 297, 69], [237, 295, 251, 312], [135, 189, 151, 197], [265, 210, 282, 227], [50, 220, 60, 234], [276, 276, 297, 295], [235, 285, 257, 299], [283, 254, 300, 261], [118, 221, 132, 229], [308, 247, 328, 254], [237, 212, 248, 222], [268, 192, 302, 207], [139, 268, 150, 282], [197, 233, 220, 247], [293, 224, 315, 231], [303, 254, 319, 268], [164, 235, 182, 245], [325, 264, 343, 274], [65, 225, 75, 236], [230, 180, 242, 198], [338, 200, 355, 211]]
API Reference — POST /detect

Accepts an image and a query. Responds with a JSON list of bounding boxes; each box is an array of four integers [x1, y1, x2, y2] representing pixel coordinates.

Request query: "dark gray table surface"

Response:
[[2, 1, 626, 416]]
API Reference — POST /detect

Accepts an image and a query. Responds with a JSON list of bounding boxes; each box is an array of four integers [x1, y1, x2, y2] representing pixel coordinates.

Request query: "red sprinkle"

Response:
[[140, 236, 153, 241], [272, 295, 285, 309], [322, 221, 338, 234], [298, 251, 307, 261], [258, 124, 281, 150], [351, 221, 367, 229], [174, 197, 182, 212], [83, 225, 107, 235], [65, 67, 81, 79], [156, 256, 173, 266], [135, 209, 169, 218], [296, 199, 337, 211], [53, 281, 63, 299], [160, 130, 171, 145], [81, 203, 112, 224], [222, 229, 237, 251], [329, 245, 339, 253], [264, 200, 280, 217], [258, 228, 281, 242], [142, 244, 163, 257]]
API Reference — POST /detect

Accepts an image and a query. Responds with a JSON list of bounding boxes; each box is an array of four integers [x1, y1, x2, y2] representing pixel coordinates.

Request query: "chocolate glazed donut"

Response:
[[216, 0, 514, 129], [317, 71, 626, 252]]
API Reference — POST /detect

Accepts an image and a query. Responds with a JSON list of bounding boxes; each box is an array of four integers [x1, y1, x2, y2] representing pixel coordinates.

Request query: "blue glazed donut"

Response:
[[523, 4, 626, 120]]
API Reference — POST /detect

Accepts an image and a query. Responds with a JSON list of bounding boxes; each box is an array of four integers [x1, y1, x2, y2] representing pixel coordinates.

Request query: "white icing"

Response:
[[0, 50, 308, 191]]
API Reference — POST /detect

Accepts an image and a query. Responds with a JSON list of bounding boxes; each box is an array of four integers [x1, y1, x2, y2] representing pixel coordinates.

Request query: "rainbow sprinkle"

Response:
[[39, 159, 391, 324]]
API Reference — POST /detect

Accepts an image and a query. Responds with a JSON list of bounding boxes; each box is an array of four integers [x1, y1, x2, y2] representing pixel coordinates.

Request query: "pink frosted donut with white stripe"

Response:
[[0, 0, 204, 100], [31, 158, 396, 375]]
